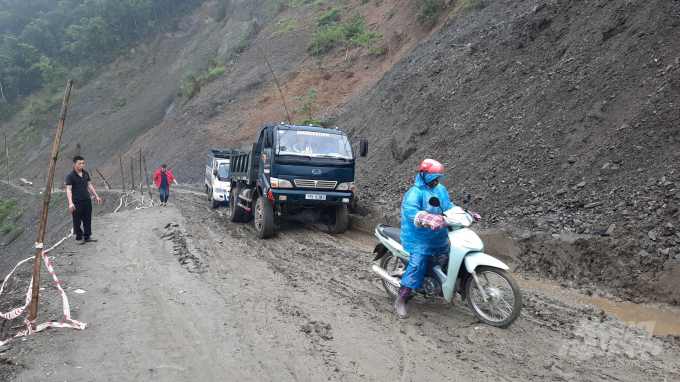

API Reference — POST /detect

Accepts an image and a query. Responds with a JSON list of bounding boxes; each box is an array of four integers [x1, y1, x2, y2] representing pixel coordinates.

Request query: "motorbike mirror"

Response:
[[463, 194, 471, 204], [428, 197, 441, 207]]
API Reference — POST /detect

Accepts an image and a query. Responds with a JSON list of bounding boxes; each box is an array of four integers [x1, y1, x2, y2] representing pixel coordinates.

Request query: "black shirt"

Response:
[[160, 171, 168, 187], [65, 170, 91, 204]]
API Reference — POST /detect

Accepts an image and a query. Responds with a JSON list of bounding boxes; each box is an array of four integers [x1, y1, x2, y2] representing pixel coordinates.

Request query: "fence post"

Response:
[[119, 155, 125, 192], [130, 158, 135, 191]]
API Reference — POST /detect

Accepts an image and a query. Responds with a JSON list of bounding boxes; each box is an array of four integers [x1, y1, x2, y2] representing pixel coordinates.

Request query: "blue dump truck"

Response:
[[228, 124, 368, 239]]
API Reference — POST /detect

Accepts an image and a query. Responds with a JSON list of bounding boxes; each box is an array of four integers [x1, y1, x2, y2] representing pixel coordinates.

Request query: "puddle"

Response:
[[518, 278, 680, 335]]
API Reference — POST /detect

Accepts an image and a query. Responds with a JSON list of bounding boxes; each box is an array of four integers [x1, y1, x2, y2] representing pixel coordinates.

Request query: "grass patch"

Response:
[[102, 98, 127, 116], [316, 7, 342, 27], [49, 191, 66, 208], [0, 197, 26, 246], [308, 11, 382, 57], [273, 18, 297, 35]]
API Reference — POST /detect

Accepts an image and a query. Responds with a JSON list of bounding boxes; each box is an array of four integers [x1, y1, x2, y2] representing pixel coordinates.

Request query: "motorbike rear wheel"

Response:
[[379, 253, 406, 299], [465, 266, 522, 327]]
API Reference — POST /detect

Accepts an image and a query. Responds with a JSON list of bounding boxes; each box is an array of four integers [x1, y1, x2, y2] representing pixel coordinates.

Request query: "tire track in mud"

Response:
[[172, 191, 680, 381]]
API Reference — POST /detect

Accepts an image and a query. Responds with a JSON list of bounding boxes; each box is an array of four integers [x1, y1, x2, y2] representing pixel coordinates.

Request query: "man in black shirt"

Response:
[[65, 156, 102, 244]]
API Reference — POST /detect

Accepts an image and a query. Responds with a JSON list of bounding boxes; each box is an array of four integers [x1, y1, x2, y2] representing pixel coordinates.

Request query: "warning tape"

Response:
[[0, 229, 87, 346]]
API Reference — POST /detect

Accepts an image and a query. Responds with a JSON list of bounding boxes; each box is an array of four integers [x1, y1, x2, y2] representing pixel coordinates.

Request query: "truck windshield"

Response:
[[218, 163, 229, 178], [276, 129, 353, 159]]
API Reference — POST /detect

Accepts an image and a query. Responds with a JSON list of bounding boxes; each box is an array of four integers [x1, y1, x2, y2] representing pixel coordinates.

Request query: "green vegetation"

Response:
[[308, 11, 382, 57], [49, 191, 66, 208], [179, 70, 199, 99], [273, 19, 297, 35], [178, 49, 226, 105], [293, 88, 323, 126], [231, 25, 256, 60], [316, 7, 342, 27], [387, 8, 395, 19], [216, 5, 228, 23], [464, 0, 489, 8], [0, 197, 25, 246], [102, 98, 127, 116], [415, 0, 444, 22], [360, 0, 371, 4], [0, 0, 205, 121]]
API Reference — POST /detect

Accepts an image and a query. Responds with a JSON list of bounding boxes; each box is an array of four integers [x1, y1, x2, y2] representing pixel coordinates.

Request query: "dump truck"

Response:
[[204, 148, 247, 208], [227, 124, 368, 239]]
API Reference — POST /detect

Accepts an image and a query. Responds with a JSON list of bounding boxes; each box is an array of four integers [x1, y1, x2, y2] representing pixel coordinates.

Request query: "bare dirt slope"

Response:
[[0, 193, 677, 380], [334, 0, 680, 305]]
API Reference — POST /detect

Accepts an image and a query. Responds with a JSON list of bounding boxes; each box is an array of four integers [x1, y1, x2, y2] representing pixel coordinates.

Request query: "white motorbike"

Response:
[[371, 195, 522, 327]]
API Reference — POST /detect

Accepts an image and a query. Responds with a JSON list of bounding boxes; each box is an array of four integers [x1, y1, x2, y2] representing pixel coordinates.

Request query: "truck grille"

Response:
[[294, 179, 338, 189]]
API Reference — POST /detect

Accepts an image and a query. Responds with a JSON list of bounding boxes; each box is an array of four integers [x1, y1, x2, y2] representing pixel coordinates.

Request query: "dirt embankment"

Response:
[[334, 0, 680, 304]]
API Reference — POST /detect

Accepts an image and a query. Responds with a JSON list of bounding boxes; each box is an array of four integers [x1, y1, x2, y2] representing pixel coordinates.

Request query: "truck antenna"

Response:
[[259, 47, 292, 125]]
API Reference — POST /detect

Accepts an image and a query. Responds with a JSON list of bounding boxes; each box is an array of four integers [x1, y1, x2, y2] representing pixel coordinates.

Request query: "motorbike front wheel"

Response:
[[379, 253, 406, 299], [465, 266, 522, 327]]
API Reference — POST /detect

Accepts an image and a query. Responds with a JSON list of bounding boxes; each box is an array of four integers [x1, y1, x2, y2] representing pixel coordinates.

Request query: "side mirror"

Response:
[[463, 194, 471, 204], [264, 129, 274, 149], [428, 197, 440, 207], [359, 138, 368, 157], [213, 169, 218, 176]]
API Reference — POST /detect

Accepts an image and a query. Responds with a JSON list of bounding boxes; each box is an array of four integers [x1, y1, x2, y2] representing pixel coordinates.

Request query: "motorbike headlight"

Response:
[[337, 182, 355, 191], [270, 177, 293, 188]]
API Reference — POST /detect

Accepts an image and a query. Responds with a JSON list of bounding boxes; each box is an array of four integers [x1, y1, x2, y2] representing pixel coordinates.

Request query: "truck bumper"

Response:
[[270, 189, 354, 205]]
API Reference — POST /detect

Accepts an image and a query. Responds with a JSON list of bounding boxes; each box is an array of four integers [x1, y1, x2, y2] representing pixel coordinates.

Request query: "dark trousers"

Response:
[[158, 185, 169, 203], [72, 202, 92, 240]]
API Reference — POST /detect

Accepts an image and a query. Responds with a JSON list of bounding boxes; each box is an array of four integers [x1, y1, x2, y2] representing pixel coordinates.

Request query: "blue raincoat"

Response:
[[399, 172, 454, 289]]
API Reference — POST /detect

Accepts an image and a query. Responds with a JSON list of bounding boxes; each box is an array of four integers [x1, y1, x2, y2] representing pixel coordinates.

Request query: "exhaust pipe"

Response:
[[372, 265, 401, 288]]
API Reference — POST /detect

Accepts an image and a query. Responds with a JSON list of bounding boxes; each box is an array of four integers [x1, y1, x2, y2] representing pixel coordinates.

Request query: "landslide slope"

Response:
[[336, 0, 680, 303]]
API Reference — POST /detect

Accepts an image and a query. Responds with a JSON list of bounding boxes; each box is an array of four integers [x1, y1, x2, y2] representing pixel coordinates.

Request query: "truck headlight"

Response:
[[336, 182, 355, 191], [270, 177, 293, 188]]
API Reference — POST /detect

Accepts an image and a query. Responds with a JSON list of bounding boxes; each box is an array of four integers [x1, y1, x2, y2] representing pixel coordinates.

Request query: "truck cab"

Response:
[[228, 124, 367, 239], [205, 148, 246, 208]]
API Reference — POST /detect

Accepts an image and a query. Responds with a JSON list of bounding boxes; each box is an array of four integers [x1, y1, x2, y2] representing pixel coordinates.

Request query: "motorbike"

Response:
[[371, 195, 522, 327]]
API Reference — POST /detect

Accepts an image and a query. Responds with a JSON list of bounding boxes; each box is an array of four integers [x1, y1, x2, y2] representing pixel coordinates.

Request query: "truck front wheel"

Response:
[[229, 184, 243, 222], [210, 188, 219, 209], [254, 197, 274, 239], [328, 205, 348, 234]]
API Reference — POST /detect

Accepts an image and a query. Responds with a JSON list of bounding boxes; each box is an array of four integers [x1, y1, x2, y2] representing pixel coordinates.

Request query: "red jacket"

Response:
[[153, 169, 176, 188]]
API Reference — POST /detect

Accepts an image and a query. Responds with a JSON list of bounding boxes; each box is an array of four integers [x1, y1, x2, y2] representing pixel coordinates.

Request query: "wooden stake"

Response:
[[143, 155, 153, 201], [130, 158, 135, 191], [119, 155, 125, 192], [28, 80, 73, 329]]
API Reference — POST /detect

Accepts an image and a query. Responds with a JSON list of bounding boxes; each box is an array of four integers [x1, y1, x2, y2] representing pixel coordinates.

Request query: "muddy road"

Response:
[[5, 190, 680, 381]]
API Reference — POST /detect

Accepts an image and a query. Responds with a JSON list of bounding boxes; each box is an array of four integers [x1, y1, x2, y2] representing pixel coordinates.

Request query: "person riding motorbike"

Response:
[[396, 159, 454, 318]]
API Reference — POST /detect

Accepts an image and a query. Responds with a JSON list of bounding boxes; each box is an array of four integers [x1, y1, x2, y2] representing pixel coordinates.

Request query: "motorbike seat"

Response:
[[377, 223, 402, 245]]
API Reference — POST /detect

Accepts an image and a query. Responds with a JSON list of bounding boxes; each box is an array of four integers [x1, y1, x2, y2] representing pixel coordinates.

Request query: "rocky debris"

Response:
[[161, 221, 202, 273], [301, 320, 333, 341]]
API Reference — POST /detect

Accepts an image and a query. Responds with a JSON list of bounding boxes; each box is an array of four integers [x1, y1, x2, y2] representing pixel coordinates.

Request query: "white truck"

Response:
[[205, 148, 246, 208]]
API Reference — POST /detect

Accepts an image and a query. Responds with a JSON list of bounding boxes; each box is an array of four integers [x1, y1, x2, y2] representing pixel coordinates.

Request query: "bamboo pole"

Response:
[[96, 168, 111, 190], [119, 155, 125, 192], [28, 80, 73, 329]]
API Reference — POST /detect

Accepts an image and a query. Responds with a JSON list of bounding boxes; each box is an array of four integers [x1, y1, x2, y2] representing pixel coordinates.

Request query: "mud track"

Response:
[[8, 190, 680, 381]]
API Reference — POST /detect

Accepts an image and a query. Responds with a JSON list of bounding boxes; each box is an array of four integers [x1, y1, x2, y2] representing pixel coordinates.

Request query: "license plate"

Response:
[[305, 194, 326, 200]]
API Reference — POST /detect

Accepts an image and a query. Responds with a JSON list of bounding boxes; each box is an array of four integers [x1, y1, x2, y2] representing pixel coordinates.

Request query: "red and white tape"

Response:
[[0, 229, 87, 346]]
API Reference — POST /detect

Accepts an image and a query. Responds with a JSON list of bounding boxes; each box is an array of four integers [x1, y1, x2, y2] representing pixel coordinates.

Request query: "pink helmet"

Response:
[[419, 159, 444, 175]]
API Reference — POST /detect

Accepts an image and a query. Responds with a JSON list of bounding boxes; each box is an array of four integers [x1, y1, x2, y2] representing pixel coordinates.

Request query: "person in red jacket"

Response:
[[153, 164, 178, 206]]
